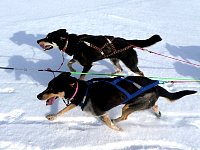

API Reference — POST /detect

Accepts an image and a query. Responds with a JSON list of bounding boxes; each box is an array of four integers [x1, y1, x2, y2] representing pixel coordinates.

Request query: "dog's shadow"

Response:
[[10, 31, 44, 49], [8, 31, 67, 85], [166, 43, 200, 80]]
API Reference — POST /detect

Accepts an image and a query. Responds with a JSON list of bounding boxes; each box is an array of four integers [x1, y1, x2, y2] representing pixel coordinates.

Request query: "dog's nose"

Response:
[[37, 93, 43, 100], [37, 39, 42, 44]]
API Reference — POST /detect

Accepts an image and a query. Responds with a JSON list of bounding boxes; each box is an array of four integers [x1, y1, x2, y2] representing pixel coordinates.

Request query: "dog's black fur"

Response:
[[37, 73, 196, 130], [37, 29, 162, 79]]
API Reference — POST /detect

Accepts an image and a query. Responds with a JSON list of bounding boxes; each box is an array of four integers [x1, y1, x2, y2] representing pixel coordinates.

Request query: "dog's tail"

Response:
[[128, 35, 162, 48], [157, 86, 197, 102]]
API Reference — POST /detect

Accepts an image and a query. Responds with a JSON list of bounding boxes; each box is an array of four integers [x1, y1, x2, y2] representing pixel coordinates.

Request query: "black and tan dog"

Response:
[[37, 73, 196, 131], [37, 29, 162, 80]]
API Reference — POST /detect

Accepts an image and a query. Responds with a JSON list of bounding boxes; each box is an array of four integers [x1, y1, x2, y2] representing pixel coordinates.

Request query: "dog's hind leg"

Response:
[[132, 67, 144, 76], [123, 61, 144, 76], [109, 58, 123, 74], [152, 104, 161, 118], [79, 64, 93, 80], [67, 59, 77, 72], [100, 113, 122, 131], [112, 104, 134, 123], [113, 100, 149, 123], [120, 50, 144, 76]]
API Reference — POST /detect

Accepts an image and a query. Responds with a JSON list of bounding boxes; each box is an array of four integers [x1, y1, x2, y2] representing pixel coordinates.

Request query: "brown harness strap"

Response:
[[83, 41, 106, 56], [82, 37, 134, 58], [81, 36, 133, 58], [105, 45, 133, 57], [81, 36, 116, 57]]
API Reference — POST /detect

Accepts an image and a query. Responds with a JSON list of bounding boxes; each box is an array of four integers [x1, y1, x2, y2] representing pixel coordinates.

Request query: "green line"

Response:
[[1, 66, 199, 82], [69, 71, 200, 82], [148, 76, 200, 82]]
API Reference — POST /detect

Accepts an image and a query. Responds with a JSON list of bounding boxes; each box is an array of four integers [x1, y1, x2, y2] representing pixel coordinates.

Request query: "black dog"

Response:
[[37, 29, 162, 80], [37, 73, 196, 131]]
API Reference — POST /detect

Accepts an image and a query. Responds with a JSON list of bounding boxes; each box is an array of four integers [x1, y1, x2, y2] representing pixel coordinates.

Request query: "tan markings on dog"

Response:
[[152, 104, 159, 113], [109, 58, 123, 74], [37, 41, 50, 49], [38, 41, 58, 50], [113, 104, 132, 123], [137, 71, 144, 76], [100, 114, 122, 131], [69, 83, 75, 87], [41, 92, 65, 100], [46, 103, 77, 121], [67, 59, 77, 72], [79, 76, 86, 80]]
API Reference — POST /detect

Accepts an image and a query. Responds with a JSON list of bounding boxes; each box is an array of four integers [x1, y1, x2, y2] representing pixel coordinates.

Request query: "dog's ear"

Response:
[[57, 29, 67, 33], [57, 29, 68, 40], [68, 76, 77, 85], [61, 72, 77, 85]]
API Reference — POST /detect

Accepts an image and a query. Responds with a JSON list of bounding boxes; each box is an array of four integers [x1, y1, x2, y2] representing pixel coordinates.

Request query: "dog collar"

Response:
[[62, 38, 69, 52], [69, 81, 79, 101], [61, 82, 79, 107]]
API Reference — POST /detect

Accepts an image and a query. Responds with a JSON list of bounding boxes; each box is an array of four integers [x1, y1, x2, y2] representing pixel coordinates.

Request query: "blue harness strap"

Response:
[[104, 77, 131, 100], [79, 77, 160, 110], [104, 77, 159, 104], [121, 80, 159, 104]]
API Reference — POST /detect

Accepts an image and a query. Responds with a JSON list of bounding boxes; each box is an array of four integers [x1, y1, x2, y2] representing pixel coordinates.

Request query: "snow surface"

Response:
[[0, 0, 200, 149]]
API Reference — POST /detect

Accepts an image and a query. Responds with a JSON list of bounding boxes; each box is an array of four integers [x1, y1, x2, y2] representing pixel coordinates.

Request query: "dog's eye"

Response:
[[47, 88, 54, 93]]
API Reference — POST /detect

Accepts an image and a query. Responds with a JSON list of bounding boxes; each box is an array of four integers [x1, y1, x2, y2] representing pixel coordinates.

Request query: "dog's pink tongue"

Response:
[[46, 97, 56, 106]]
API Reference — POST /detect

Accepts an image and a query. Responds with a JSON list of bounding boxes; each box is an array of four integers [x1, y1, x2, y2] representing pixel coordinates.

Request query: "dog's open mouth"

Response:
[[46, 97, 58, 105], [43, 45, 53, 51]]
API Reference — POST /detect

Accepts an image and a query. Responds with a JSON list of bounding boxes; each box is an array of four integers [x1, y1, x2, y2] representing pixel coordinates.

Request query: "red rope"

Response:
[[131, 45, 200, 67], [47, 51, 65, 77], [56, 52, 65, 71]]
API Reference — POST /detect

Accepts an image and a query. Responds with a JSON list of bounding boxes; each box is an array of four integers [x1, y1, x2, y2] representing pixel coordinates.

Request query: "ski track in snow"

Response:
[[0, 140, 193, 150], [0, 112, 199, 150], [0, 88, 15, 94], [1, 112, 200, 128], [0, 110, 200, 150]]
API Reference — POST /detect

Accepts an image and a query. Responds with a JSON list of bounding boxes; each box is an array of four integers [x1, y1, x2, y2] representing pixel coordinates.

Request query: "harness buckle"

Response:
[[62, 98, 70, 106]]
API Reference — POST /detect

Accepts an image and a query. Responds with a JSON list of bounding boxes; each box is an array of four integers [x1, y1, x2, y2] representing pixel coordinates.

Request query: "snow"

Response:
[[0, 0, 200, 149]]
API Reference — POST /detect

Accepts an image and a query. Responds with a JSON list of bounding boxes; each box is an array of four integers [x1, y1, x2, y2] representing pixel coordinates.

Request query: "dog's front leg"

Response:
[[46, 104, 76, 121], [100, 114, 122, 131], [67, 59, 77, 72], [79, 64, 92, 80]]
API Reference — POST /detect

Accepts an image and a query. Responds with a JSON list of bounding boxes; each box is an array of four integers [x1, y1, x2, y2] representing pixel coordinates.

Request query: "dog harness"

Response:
[[79, 77, 159, 110], [81, 37, 134, 58], [104, 77, 159, 104]]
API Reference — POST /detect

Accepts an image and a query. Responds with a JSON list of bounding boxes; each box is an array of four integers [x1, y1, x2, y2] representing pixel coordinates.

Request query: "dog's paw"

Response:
[[112, 125, 123, 131], [112, 69, 122, 74], [79, 76, 85, 80], [46, 114, 57, 121], [69, 67, 76, 72], [155, 111, 161, 118]]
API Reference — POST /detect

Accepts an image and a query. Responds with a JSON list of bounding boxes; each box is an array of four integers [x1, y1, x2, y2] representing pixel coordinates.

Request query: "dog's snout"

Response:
[[37, 39, 42, 44], [37, 93, 43, 100]]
